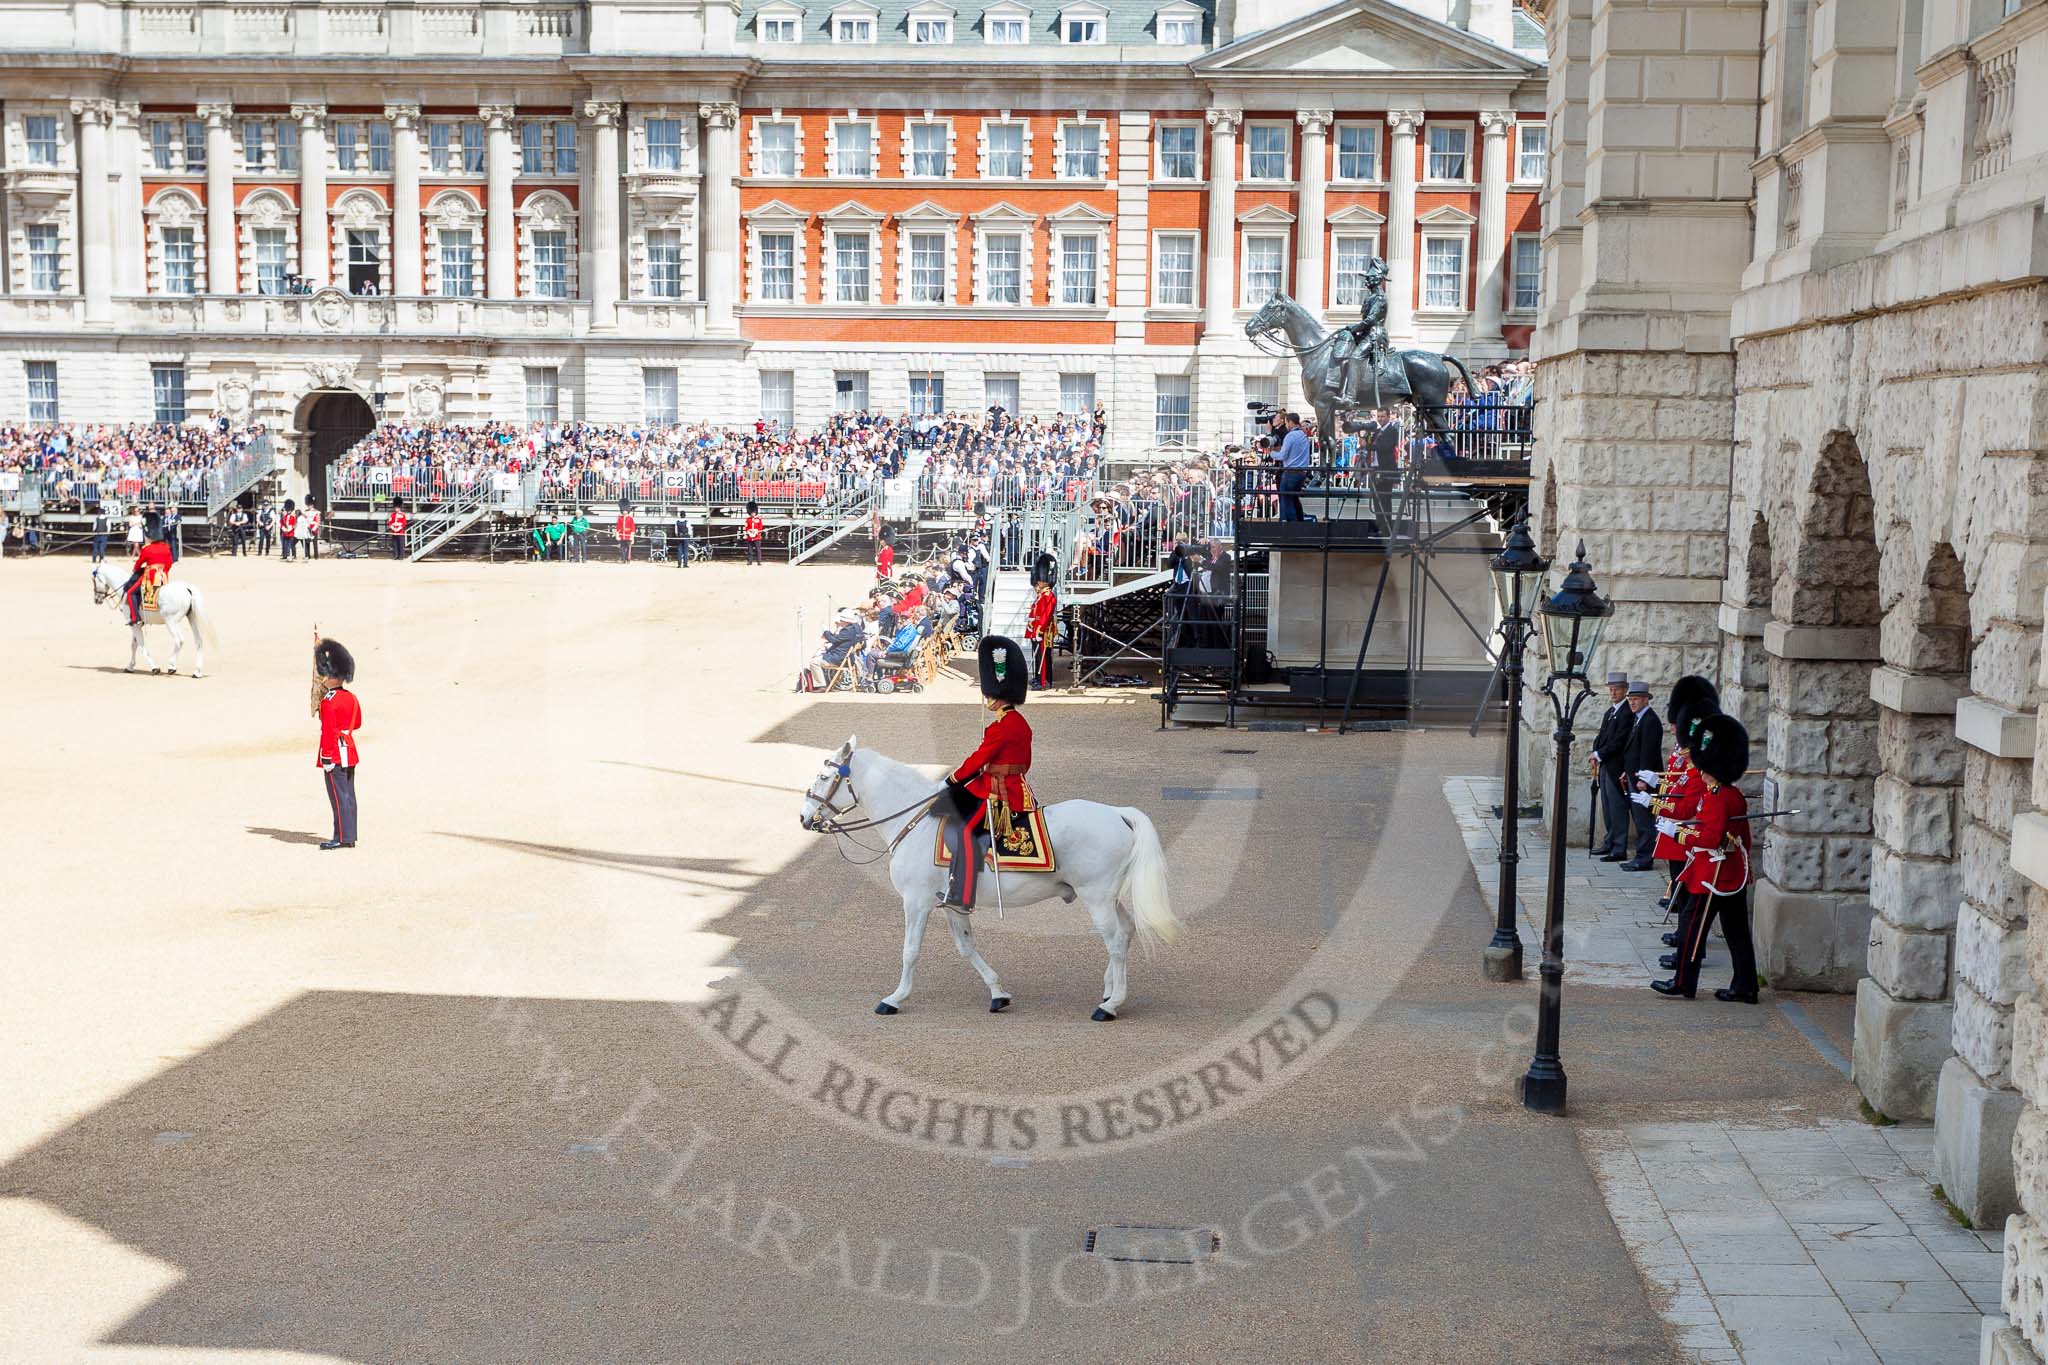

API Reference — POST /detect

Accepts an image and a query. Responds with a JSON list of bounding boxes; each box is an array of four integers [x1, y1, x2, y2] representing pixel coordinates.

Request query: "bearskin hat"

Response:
[[313, 637, 356, 685], [746, 499, 760, 515], [143, 511, 164, 541], [978, 635, 1029, 706], [1668, 674, 1721, 743], [1692, 711, 1749, 786]]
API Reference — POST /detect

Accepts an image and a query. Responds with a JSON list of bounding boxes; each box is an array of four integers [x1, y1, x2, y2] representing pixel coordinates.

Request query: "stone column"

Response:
[[1295, 110, 1331, 317], [1385, 109, 1422, 345], [583, 101, 622, 328], [112, 102, 146, 299], [482, 106, 517, 300], [1201, 108, 1240, 338], [1474, 109, 1512, 350], [200, 103, 236, 294], [293, 105, 329, 288], [71, 99, 114, 324], [386, 104, 423, 296], [699, 101, 740, 335]]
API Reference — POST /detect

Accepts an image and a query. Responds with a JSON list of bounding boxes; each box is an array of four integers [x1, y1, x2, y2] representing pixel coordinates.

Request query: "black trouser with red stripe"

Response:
[[323, 763, 359, 844], [1671, 883, 1757, 997]]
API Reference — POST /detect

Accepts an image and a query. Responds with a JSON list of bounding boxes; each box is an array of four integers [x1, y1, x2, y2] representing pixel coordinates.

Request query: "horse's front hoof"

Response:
[[874, 1002, 899, 1016], [124, 666, 136, 673], [150, 668, 163, 675], [1091, 1007, 1116, 1022], [990, 995, 1012, 1013]]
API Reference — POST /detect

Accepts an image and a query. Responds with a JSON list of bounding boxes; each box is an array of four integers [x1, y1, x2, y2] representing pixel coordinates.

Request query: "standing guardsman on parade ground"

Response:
[[120, 511, 174, 625], [743, 500, 765, 566], [312, 636, 363, 850], [941, 636, 1034, 908], [385, 499, 410, 560], [1027, 577, 1058, 690]]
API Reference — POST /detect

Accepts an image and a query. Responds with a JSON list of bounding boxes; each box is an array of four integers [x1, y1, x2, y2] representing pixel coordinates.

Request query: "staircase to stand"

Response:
[[205, 437, 279, 517], [405, 485, 491, 561], [788, 484, 876, 564]]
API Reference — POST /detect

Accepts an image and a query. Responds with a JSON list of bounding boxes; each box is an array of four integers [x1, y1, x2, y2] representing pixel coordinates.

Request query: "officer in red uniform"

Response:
[[1643, 676, 1719, 917], [743, 500, 766, 567], [941, 635, 1033, 909], [122, 512, 174, 624], [876, 532, 896, 580], [386, 500, 410, 560], [1652, 712, 1757, 1002], [1026, 579, 1058, 690], [314, 637, 364, 850]]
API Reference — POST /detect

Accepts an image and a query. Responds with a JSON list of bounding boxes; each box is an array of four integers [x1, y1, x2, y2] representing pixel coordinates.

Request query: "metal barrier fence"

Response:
[[330, 466, 864, 511]]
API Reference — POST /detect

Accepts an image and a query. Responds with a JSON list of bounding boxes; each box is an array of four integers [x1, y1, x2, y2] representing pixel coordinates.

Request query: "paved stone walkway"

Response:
[[1445, 773, 1700, 988], [1583, 1121, 2003, 1364], [1444, 776, 2005, 1364]]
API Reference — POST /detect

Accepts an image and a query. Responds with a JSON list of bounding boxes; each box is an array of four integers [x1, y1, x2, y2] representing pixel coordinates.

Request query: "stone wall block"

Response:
[[1879, 710, 1968, 786], [1957, 979, 2017, 1084], [1771, 775, 1876, 833], [1616, 352, 1699, 397], [1958, 898, 2030, 1003], [2011, 995, 2048, 1112], [1760, 829, 1826, 891], [1769, 713, 1832, 773], [1610, 444, 1693, 485], [1868, 843, 1961, 928], [1828, 719, 1881, 778], [2018, 1113, 2048, 1228], [1583, 400, 1657, 442], [2003, 1210, 2048, 1344], [1968, 751, 2035, 828], [1867, 917, 1952, 1000], [1966, 822, 2032, 925], [1872, 776, 1957, 857], [1653, 397, 1735, 442], [1826, 835, 1874, 892], [1603, 533, 1691, 575], [1653, 488, 1729, 533], [1772, 659, 1880, 717]]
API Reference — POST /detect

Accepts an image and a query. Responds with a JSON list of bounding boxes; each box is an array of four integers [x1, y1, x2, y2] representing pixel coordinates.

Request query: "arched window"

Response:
[[424, 189, 485, 298], [146, 188, 206, 295], [331, 189, 394, 296], [237, 187, 300, 295], [516, 190, 579, 300]]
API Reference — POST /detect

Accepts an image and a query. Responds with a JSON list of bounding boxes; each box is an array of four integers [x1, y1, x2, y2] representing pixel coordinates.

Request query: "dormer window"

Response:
[[758, 6, 802, 42], [985, 8, 1027, 42], [832, 5, 877, 42], [1156, 3, 1201, 44], [1060, 3, 1107, 43], [909, 5, 953, 43]]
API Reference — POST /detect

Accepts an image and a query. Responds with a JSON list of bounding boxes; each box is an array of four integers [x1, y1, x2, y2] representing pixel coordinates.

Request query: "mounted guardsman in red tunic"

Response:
[[940, 635, 1040, 909], [122, 512, 174, 625], [1652, 711, 1760, 1004]]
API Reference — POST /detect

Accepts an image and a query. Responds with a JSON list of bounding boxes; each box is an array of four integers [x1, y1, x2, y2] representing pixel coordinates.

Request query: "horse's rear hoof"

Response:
[[1091, 1007, 1116, 1022], [151, 668, 163, 675], [990, 996, 1011, 1013], [874, 1002, 899, 1015]]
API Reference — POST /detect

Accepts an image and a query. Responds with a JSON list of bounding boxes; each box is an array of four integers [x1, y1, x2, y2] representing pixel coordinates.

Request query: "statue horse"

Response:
[[1244, 294, 1479, 456], [799, 737, 1181, 1020], [90, 561, 217, 677]]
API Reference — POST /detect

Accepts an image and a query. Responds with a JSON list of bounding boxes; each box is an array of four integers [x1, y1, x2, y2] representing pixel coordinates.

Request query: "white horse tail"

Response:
[[186, 587, 220, 651], [1117, 808, 1182, 950]]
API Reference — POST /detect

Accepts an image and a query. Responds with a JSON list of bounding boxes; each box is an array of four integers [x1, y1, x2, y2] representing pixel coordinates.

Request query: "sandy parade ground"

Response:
[[0, 552, 1866, 1363]]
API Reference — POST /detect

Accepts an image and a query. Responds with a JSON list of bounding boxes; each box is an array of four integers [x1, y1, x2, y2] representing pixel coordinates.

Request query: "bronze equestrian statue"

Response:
[[1244, 256, 1478, 459]]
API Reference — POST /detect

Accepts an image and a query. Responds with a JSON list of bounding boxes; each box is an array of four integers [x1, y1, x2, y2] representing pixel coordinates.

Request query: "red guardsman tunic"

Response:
[[1676, 780, 1750, 895], [744, 515, 765, 542], [1027, 586, 1057, 645], [317, 686, 364, 768], [1650, 755, 1702, 862], [952, 707, 1034, 809]]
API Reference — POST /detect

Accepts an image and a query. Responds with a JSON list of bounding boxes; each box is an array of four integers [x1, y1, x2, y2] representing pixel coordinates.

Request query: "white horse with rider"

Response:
[[799, 735, 1181, 1020], [90, 560, 218, 677]]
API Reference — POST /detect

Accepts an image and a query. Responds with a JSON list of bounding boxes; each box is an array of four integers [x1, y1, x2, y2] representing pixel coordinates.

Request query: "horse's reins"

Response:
[[810, 761, 947, 865]]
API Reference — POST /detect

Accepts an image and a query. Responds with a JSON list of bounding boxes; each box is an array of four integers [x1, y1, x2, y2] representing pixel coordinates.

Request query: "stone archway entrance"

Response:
[[295, 390, 377, 508]]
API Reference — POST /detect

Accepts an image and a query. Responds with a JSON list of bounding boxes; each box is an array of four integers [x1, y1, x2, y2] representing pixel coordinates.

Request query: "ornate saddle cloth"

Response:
[[934, 797, 1057, 874], [139, 569, 164, 614]]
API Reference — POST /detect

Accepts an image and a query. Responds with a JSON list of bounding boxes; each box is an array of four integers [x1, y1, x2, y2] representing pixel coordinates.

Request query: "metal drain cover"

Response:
[[1083, 1226, 1221, 1263]]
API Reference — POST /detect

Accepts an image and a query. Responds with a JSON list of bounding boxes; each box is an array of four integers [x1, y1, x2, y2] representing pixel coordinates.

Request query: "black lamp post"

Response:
[[1483, 511, 1549, 983], [1522, 540, 1614, 1116]]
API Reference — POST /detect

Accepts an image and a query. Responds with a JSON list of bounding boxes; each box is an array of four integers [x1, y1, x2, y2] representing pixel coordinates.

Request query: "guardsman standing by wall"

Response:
[[313, 637, 363, 850], [1651, 712, 1757, 1003], [743, 500, 765, 566], [1026, 577, 1058, 690], [617, 504, 638, 562], [386, 500, 410, 560], [280, 500, 300, 562]]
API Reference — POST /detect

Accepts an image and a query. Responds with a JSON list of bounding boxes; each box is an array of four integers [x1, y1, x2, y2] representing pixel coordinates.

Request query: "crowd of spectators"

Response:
[[804, 533, 993, 692], [0, 421, 271, 511], [331, 408, 1107, 509]]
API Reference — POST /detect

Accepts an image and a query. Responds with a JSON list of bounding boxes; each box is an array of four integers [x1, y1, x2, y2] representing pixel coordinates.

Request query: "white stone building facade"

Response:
[[0, 0, 1547, 488], [1528, 1, 2048, 1358]]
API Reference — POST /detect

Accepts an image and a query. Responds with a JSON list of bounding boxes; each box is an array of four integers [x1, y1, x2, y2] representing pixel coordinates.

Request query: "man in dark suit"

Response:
[[1369, 408, 1402, 468], [1619, 677, 1666, 869], [1588, 670, 1632, 859]]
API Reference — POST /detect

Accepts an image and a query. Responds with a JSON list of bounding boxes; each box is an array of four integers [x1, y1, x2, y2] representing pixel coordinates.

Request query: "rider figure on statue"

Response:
[[122, 512, 174, 626], [1322, 256, 1401, 408], [942, 635, 1034, 908]]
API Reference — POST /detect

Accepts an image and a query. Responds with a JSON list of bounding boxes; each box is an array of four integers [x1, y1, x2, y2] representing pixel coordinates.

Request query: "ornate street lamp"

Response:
[[1522, 541, 1614, 1116], [1483, 511, 1549, 983]]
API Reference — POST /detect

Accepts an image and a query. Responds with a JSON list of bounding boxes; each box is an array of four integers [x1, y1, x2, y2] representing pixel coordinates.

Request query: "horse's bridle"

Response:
[[804, 758, 947, 865]]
